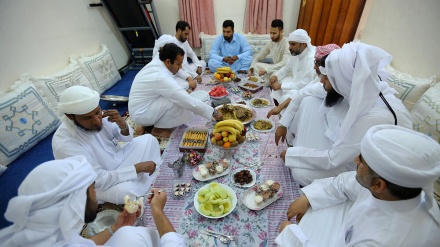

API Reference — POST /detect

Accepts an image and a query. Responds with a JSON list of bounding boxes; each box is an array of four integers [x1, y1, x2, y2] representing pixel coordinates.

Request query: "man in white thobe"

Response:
[[269, 29, 316, 103], [282, 42, 413, 186], [275, 125, 440, 247], [248, 19, 290, 85], [0, 156, 186, 247], [129, 43, 222, 137], [52, 86, 161, 204]]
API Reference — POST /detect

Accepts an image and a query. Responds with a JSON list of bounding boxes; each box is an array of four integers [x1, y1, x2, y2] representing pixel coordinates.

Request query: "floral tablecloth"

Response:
[[140, 74, 302, 246]]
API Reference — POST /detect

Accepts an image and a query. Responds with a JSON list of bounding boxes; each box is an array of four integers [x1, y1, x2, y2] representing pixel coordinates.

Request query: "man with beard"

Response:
[[52, 86, 162, 204], [173, 21, 206, 84], [248, 19, 290, 85], [280, 42, 413, 186], [0, 156, 186, 246], [275, 125, 440, 246], [269, 29, 316, 104], [208, 20, 252, 73]]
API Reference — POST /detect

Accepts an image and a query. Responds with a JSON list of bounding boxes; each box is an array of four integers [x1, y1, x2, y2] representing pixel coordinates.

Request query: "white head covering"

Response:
[[288, 29, 312, 50], [58, 86, 100, 115], [152, 34, 180, 58], [319, 42, 403, 146], [0, 156, 97, 246], [361, 124, 440, 225]]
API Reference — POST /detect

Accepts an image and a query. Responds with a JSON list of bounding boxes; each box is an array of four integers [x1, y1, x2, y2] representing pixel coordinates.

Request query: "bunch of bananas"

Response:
[[211, 119, 246, 148], [213, 66, 235, 82]]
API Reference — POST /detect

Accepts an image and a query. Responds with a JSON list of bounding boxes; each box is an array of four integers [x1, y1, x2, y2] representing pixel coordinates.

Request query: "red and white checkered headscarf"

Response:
[[314, 43, 340, 60]]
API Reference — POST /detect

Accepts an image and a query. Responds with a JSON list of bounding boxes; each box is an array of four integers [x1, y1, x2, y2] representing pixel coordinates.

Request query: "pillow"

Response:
[[28, 61, 95, 116], [386, 66, 434, 111], [199, 32, 217, 61], [73, 44, 121, 94], [411, 83, 440, 143], [0, 80, 60, 166]]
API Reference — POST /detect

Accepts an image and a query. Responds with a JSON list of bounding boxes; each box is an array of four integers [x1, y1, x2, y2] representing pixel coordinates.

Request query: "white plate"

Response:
[[209, 90, 229, 99], [250, 98, 270, 108], [190, 90, 210, 103], [230, 168, 256, 188], [194, 183, 237, 219], [242, 184, 283, 210], [193, 162, 231, 181], [86, 209, 119, 237], [251, 119, 275, 133], [247, 75, 263, 83]]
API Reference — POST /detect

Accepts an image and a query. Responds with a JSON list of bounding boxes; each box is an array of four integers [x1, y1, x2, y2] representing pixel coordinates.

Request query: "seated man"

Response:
[[208, 19, 252, 73], [248, 19, 290, 85], [275, 125, 440, 246], [52, 86, 161, 204], [0, 156, 186, 246], [269, 29, 316, 103], [173, 21, 206, 82], [129, 43, 222, 137], [281, 43, 413, 186]]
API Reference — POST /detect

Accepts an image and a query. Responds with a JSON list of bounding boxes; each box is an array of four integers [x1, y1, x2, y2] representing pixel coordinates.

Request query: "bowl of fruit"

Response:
[[213, 67, 236, 83], [210, 119, 246, 150], [209, 86, 229, 99]]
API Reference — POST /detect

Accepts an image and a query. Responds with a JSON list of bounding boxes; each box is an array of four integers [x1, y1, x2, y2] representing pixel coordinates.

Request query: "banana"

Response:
[[215, 120, 243, 132], [212, 126, 240, 136], [225, 119, 244, 131]]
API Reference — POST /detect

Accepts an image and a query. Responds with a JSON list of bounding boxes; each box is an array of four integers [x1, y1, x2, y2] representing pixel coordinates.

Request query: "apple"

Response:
[[221, 131, 229, 137], [214, 133, 222, 141]]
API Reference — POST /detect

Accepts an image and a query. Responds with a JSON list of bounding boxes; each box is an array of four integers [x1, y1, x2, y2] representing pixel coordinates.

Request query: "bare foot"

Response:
[[151, 127, 176, 138]]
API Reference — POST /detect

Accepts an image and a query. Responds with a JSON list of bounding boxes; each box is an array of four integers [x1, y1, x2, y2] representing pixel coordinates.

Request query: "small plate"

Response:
[[193, 162, 231, 181], [210, 90, 229, 99], [194, 183, 237, 219], [100, 95, 129, 102], [250, 98, 270, 108], [230, 168, 256, 188], [247, 75, 263, 83], [251, 119, 275, 133], [242, 184, 283, 210]]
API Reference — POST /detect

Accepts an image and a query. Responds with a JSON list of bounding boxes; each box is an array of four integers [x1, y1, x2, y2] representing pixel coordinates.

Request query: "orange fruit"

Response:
[[215, 74, 221, 80], [223, 142, 231, 149], [219, 79, 223, 82]]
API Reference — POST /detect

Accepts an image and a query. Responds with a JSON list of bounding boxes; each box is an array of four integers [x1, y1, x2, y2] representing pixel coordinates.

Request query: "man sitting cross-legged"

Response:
[[0, 156, 186, 246], [52, 86, 162, 204]]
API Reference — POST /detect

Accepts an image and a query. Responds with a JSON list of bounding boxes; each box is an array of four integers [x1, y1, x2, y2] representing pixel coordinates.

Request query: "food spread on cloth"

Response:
[[210, 119, 246, 149]]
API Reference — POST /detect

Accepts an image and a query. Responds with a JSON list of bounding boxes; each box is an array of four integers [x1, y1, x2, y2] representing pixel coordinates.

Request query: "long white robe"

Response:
[[250, 37, 290, 84], [174, 37, 207, 77], [271, 46, 316, 103], [52, 119, 163, 204], [284, 96, 413, 186], [275, 171, 440, 246], [128, 58, 213, 128]]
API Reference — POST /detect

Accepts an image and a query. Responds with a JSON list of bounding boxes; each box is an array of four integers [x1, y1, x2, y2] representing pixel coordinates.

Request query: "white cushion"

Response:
[[199, 32, 271, 62], [28, 61, 94, 117], [0, 80, 60, 166], [411, 83, 440, 143], [386, 65, 434, 111], [73, 44, 121, 94]]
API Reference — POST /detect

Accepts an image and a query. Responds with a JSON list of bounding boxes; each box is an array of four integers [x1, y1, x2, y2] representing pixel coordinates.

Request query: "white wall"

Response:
[[0, 0, 129, 91], [357, 0, 440, 78]]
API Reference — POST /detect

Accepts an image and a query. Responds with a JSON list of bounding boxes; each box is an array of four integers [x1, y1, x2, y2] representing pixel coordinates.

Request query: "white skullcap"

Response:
[[0, 156, 97, 246], [361, 124, 440, 225], [58, 86, 100, 115], [288, 29, 312, 50], [152, 34, 179, 58]]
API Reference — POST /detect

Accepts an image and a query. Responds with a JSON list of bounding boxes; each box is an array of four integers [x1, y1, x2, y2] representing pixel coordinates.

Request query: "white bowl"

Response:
[[194, 183, 237, 219], [93, 209, 119, 233]]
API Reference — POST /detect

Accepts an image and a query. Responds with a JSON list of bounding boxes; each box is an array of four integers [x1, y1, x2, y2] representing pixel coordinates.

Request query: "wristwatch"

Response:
[[119, 122, 129, 131]]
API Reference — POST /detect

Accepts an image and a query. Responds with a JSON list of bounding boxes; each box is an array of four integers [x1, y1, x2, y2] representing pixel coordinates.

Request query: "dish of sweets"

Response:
[[172, 182, 192, 198], [251, 119, 275, 132], [231, 168, 256, 188], [194, 182, 237, 218], [250, 98, 270, 108], [242, 180, 283, 210], [179, 129, 209, 152], [193, 159, 231, 181], [238, 81, 263, 93]]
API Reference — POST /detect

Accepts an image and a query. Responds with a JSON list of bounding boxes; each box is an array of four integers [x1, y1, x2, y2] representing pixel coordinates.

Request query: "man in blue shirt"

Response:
[[208, 20, 252, 73]]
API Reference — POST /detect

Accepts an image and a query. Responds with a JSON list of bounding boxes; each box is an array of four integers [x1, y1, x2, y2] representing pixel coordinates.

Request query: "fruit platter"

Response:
[[210, 119, 246, 149], [208, 85, 229, 99], [213, 66, 236, 83], [194, 182, 237, 218]]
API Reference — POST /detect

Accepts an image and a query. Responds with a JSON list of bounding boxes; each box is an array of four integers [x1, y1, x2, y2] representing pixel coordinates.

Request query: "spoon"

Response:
[[200, 230, 231, 244]]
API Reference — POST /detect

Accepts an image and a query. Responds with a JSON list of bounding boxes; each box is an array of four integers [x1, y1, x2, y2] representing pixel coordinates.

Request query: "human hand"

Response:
[[195, 75, 202, 83], [287, 195, 310, 222], [112, 206, 142, 231], [188, 79, 197, 90], [196, 67, 203, 75], [134, 161, 156, 175], [258, 69, 266, 76], [266, 105, 282, 118], [102, 109, 126, 129], [270, 82, 282, 91], [280, 150, 286, 162], [222, 56, 231, 63], [269, 76, 278, 84], [148, 188, 167, 213], [230, 56, 239, 63], [275, 126, 287, 146]]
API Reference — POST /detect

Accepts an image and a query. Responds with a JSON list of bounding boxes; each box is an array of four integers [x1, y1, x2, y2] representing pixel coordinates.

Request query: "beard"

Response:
[[271, 34, 281, 42], [224, 35, 232, 42], [179, 34, 187, 43], [324, 87, 343, 107], [74, 120, 102, 132], [84, 190, 98, 223]]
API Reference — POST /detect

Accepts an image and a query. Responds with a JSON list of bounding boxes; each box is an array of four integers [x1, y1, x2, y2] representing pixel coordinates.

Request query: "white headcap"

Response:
[[0, 156, 97, 246], [58, 86, 100, 115], [152, 34, 180, 58], [361, 124, 440, 225], [288, 29, 312, 50]]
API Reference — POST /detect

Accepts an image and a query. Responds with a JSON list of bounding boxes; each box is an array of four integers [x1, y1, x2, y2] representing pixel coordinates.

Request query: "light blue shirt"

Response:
[[209, 33, 252, 61]]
